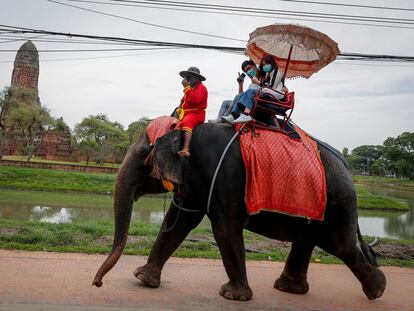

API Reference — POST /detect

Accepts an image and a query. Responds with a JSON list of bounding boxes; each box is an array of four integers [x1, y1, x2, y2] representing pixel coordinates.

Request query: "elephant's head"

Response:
[[147, 129, 187, 185]]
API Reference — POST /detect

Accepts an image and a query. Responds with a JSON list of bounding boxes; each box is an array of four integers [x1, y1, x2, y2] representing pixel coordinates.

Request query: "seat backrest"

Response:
[[254, 91, 295, 116]]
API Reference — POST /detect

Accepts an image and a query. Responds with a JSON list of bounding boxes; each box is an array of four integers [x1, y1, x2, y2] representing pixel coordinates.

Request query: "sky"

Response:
[[1, 0, 413, 151]]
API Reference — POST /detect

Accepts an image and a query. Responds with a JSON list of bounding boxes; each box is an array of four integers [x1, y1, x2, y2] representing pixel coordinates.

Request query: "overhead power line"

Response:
[[0, 34, 49, 44], [52, 0, 414, 30], [0, 47, 179, 52], [0, 49, 181, 63], [0, 34, 137, 45], [47, 0, 246, 42], [99, 0, 414, 26], [279, 0, 414, 12], [53, 0, 414, 30], [0, 24, 245, 52], [1, 24, 414, 63]]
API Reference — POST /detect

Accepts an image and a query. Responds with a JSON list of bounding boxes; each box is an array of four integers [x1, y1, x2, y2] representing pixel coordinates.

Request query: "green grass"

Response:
[[0, 166, 115, 194], [2, 155, 120, 168], [0, 189, 114, 208], [354, 175, 414, 192], [355, 184, 409, 211], [357, 196, 409, 211], [0, 218, 412, 267], [0, 166, 409, 212]]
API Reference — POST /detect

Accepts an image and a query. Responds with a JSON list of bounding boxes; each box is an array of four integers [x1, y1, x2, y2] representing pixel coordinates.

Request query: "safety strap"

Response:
[[206, 124, 246, 214]]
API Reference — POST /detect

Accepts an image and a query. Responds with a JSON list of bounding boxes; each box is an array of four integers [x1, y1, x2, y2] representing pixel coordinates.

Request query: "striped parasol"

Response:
[[246, 24, 340, 79]]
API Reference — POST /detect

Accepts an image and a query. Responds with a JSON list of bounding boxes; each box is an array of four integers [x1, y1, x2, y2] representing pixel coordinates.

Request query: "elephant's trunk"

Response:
[[92, 172, 135, 287], [92, 137, 152, 287]]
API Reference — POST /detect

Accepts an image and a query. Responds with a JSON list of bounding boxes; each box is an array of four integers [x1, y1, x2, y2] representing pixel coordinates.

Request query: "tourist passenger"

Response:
[[222, 55, 286, 124], [176, 66, 208, 157], [212, 60, 259, 122]]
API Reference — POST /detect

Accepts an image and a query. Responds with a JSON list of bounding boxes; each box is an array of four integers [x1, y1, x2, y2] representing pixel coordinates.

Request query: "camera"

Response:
[[237, 73, 246, 83]]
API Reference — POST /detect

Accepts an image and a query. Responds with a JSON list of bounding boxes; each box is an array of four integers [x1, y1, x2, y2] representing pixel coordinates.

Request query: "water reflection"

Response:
[[1, 186, 413, 239], [384, 210, 414, 239], [0, 203, 168, 225], [32, 206, 72, 224], [357, 184, 414, 239]]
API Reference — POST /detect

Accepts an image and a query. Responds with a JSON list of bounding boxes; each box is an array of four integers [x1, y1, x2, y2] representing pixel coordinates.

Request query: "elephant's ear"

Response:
[[150, 130, 185, 184]]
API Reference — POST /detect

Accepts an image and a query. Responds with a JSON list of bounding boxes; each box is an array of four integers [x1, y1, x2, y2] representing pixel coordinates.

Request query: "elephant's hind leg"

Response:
[[319, 237, 386, 300], [334, 244, 386, 300], [211, 219, 252, 301], [275, 241, 314, 294], [134, 202, 204, 288]]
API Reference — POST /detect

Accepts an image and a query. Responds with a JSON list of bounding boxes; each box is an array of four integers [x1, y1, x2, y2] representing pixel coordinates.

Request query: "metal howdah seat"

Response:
[[252, 87, 295, 130]]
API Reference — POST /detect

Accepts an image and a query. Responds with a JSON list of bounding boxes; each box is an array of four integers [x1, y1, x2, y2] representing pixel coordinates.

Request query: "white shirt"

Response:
[[266, 69, 284, 92], [247, 82, 260, 90]]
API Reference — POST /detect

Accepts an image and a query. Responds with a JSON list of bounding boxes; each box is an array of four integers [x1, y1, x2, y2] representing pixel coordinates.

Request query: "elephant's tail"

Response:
[[357, 224, 378, 267]]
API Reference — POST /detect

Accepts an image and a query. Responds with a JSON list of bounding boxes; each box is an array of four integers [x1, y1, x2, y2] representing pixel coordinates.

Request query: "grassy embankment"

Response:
[[1, 155, 120, 168], [355, 175, 414, 192], [0, 167, 412, 266], [1, 218, 413, 267], [0, 167, 409, 210], [0, 166, 115, 194], [355, 184, 409, 211]]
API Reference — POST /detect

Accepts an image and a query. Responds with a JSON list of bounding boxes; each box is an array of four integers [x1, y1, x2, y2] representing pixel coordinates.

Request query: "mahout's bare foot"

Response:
[[178, 149, 190, 157]]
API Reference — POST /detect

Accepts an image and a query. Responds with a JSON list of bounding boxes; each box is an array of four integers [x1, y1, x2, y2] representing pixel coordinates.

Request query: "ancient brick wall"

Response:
[[37, 129, 77, 161], [0, 159, 118, 174], [2, 129, 26, 156]]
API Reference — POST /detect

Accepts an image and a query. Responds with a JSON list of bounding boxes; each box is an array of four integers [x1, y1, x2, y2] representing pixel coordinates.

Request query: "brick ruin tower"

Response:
[[11, 40, 40, 104], [3, 41, 76, 161]]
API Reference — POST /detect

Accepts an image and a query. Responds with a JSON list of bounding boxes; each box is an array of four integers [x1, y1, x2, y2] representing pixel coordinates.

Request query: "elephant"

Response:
[[92, 122, 386, 301]]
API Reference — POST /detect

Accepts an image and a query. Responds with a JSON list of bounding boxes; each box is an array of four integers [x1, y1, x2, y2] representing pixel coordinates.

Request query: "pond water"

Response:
[[0, 189, 211, 227], [0, 186, 413, 240], [0, 192, 171, 225], [357, 184, 414, 240], [0, 203, 167, 224]]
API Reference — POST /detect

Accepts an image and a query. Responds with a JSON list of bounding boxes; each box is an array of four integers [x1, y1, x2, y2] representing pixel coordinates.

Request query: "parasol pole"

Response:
[[283, 44, 293, 81]]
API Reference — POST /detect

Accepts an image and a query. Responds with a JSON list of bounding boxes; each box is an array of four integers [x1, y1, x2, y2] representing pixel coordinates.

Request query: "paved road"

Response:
[[0, 250, 413, 311]]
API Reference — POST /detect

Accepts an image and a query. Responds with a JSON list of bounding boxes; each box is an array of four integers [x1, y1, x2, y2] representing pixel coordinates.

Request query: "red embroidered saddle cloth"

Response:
[[146, 116, 181, 145], [146, 116, 182, 183], [236, 125, 327, 221]]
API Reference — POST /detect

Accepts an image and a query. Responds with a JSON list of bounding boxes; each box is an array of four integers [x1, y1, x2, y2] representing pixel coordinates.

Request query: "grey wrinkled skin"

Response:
[[93, 123, 386, 302]]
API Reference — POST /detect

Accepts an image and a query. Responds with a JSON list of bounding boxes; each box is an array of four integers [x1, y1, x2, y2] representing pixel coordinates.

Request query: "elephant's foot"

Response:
[[362, 269, 386, 300], [219, 281, 253, 301], [134, 264, 161, 288], [274, 273, 309, 294]]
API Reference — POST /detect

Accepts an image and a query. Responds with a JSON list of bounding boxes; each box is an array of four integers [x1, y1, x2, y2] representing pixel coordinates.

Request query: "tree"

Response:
[[348, 145, 383, 175], [8, 100, 55, 161], [55, 117, 70, 132], [383, 132, 414, 179], [127, 117, 150, 144], [0, 87, 18, 158], [74, 114, 129, 164], [77, 140, 98, 165], [342, 147, 349, 160]]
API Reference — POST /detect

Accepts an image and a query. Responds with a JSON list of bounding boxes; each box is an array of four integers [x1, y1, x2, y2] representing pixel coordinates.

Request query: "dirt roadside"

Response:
[[187, 234, 414, 261], [0, 250, 413, 311]]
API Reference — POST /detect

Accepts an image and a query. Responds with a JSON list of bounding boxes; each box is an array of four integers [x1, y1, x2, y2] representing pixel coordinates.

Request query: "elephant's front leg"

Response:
[[134, 202, 204, 288], [211, 219, 252, 301]]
